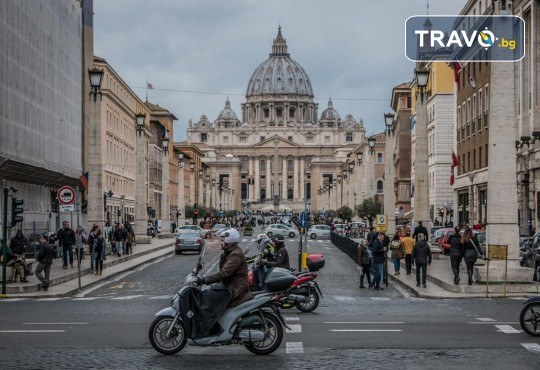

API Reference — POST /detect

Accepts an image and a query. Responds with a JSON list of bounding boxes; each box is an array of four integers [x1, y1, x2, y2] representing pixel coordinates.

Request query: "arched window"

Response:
[[287, 188, 293, 200], [260, 159, 266, 172], [287, 159, 293, 171], [377, 180, 383, 194]]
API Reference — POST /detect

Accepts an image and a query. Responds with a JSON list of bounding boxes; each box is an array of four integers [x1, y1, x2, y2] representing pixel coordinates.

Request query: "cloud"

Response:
[[94, 0, 468, 140]]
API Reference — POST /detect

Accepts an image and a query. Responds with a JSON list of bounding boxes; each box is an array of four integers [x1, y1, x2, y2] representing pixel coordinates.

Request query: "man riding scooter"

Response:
[[262, 234, 290, 270], [252, 234, 276, 290]]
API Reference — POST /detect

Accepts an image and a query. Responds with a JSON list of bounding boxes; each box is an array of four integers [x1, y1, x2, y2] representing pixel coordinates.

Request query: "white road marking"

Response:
[[331, 329, 402, 332], [286, 324, 302, 333], [242, 239, 247, 242], [148, 295, 172, 300], [36, 298, 66, 302], [0, 330, 65, 333], [371, 297, 391, 301], [521, 343, 540, 353], [0, 298, 27, 302], [111, 295, 144, 300], [286, 342, 304, 354], [467, 322, 519, 325], [318, 240, 323, 243], [324, 322, 404, 324], [22, 322, 87, 325], [72, 297, 104, 301], [250, 239, 255, 242], [495, 325, 521, 334], [285, 317, 300, 321], [476, 318, 496, 322], [289, 239, 295, 242], [393, 283, 412, 298], [324, 247, 332, 250], [333, 296, 356, 302]]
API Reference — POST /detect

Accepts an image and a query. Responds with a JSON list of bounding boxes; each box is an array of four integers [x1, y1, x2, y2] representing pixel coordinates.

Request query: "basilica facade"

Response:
[[185, 27, 365, 212]]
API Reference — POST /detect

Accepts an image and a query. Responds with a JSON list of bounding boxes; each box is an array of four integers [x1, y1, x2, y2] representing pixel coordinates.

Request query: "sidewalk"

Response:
[[1, 237, 176, 298], [388, 254, 540, 298]]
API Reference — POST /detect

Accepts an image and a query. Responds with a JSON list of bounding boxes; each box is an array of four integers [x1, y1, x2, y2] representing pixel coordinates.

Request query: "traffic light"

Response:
[[438, 208, 444, 217], [117, 209, 121, 218], [10, 197, 24, 227]]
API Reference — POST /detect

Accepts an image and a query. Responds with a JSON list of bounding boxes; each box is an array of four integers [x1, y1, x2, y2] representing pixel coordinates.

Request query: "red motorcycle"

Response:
[[248, 254, 325, 313]]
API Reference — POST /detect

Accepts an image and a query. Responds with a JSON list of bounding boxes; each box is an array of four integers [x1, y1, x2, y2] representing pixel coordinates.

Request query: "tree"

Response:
[[355, 197, 382, 227], [337, 206, 353, 221]]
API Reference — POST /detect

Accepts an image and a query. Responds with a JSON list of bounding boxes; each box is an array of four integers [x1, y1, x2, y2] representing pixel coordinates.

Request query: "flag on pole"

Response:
[[452, 58, 463, 86], [450, 151, 460, 186], [146, 82, 154, 89], [80, 171, 89, 191]]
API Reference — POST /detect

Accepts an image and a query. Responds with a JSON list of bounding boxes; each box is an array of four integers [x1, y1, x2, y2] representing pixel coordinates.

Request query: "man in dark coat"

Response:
[[412, 221, 429, 242], [370, 233, 386, 290], [35, 236, 54, 291], [263, 234, 290, 270], [448, 227, 463, 285], [412, 234, 432, 288], [366, 227, 378, 246], [57, 221, 76, 269], [201, 229, 253, 307]]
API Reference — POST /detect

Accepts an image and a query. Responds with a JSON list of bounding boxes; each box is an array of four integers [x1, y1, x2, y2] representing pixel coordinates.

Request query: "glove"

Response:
[[260, 259, 267, 266], [193, 276, 204, 285]]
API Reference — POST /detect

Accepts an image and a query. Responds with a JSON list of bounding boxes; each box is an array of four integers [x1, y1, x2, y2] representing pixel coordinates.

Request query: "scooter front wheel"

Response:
[[244, 312, 284, 355], [296, 286, 320, 313], [520, 302, 540, 337], [149, 315, 187, 355]]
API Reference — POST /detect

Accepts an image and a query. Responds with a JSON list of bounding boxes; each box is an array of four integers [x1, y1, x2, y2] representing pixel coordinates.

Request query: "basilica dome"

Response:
[[246, 27, 314, 98], [217, 98, 238, 121], [320, 99, 340, 121]]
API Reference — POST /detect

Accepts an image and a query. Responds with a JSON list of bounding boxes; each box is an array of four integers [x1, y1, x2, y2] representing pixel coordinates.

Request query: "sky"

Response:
[[93, 0, 468, 141]]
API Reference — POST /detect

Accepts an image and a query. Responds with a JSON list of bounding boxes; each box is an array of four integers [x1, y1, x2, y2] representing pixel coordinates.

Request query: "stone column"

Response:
[[177, 163, 185, 226], [134, 128, 151, 243], [248, 157, 254, 201], [384, 132, 396, 235], [282, 158, 287, 200], [87, 96, 105, 232], [413, 95, 432, 231], [486, 14, 519, 258], [254, 157, 260, 202], [293, 158, 299, 201], [300, 158, 305, 200], [189, 170, 195, 206], [161, 152, 172, 235], [266, 158, 271, 201]]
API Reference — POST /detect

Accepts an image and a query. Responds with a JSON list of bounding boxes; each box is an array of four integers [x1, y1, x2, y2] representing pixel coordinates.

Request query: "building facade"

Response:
[[185, 27, 366, 212]]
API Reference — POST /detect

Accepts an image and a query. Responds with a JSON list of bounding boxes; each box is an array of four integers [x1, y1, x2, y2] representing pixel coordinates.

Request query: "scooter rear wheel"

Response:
[[149, 315, 187, 355], [520, 302, 540, 337], [296, 286, 320, 313], [244, 312, 283, 355]]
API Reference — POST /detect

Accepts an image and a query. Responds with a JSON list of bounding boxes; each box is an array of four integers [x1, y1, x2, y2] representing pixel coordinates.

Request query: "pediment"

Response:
[[253, 135, 299, 148]]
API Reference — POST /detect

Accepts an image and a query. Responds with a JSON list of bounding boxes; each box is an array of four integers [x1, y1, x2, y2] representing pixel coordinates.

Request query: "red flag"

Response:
[[80, 171, 89, 191], [450, 151, 459, 186], [453, 60, 463, 86]]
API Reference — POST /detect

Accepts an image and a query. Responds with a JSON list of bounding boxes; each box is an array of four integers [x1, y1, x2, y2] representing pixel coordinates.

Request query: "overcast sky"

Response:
[[94, 0, 467, 141]]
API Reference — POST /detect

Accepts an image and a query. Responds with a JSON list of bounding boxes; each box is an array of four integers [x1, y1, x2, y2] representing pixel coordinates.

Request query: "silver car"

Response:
[[308, 224, 331, 239], [176, 225, 210, 239], [265, 224, 297, 238], [175, 231, 204, 254]]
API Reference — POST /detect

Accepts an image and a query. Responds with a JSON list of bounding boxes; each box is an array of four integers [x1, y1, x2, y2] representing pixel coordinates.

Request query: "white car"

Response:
[[176, 225, 210, 239], [308, 224, 331, 239], [265, 224, 297, 238]]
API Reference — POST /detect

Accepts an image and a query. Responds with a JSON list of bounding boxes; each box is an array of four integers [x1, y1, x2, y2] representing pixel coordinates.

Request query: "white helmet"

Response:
[[255, 233, 266, 245], [222, 228, 241, 244]]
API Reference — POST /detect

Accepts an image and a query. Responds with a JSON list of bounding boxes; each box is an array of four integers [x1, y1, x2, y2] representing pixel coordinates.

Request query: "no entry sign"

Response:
[[57, 185, 76, 205]]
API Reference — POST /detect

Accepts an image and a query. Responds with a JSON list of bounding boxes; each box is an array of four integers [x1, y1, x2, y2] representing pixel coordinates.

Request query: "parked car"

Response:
[[265, 224, 297, 238], [333, 224, 347, 235], [213, 223, 228, 236], [308, 224, 331, 239], [175, 230, 204, 254], [438, 229, 456, 255], [176, 225, 210, 238], [432, 227, 453, 248]]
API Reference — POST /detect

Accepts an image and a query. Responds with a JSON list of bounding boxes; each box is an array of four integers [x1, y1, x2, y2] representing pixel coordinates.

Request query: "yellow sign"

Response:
[[375, 214, 387, 233], [488, 244, 508, 260]]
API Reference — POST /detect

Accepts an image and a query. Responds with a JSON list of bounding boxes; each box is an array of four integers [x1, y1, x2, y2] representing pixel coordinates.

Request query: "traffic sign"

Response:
[[300, 212, 307, 227], [59, 204, 75, 212], [57, 185, 76, 205], [375, 214, 387, 233]]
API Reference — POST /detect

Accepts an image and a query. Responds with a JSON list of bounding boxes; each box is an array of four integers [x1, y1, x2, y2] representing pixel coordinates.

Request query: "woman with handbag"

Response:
[[357, 239, 372, 289], [389, 233, 403, 275], [461, 227, 485, 285]]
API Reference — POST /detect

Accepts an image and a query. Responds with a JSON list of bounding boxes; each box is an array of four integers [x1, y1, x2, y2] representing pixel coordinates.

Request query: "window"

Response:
[[306, 135, 314, 142], [407, 96, 411, 108], [485, 84, 489, 112], [325, 136, 330, 144], [260, 136, 265, 142], [479, 146, 482, 168], [377, 152, 383, 163], [263, 108, 269, 118], [276, 108, 283, 118], [346, 133, 353, 142], [223, 136, 229, 143], [239, 136, 247, 143], [200, 133, 207, 142], [289, 108, 295, 118], [287, 160, 293, 171], [260, 159, 266, 171], [288, 136, 293, 142], [377, 180, 383, 194]]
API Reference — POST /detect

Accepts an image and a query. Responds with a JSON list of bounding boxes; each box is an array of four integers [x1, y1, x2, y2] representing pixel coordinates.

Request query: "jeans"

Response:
[[372, 262, 383, 288], [450, 256, 462, 280], [75, 248, 84, 264], [90, 253, 95, 271], [405, 254, 412, 274], [393, 257, 400, 272], [95, 259, 103, 272], [116, 241, 124, 257], [35, 262, 51, 287], [416, 263, 427, 285], [126, 242, 132, 255], [360, 263, 371, 287], [62, 245, 74, 267]]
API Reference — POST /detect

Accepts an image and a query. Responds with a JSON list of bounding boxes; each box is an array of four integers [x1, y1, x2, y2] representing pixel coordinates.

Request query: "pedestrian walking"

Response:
[[35, 236, 54, 291], [401, 232, 415, 274], [461, 227, 485, 285], [412, 221, 429, 242], [389, 233, 404, 275], [87, 225, 99, 272], [366, 227, 378, 246], [448, 227, 463, 285], [125, 223, 135, 255], [370, 233, 386, 290], [412, 234, 432, 288], [57, 221, 76, 269], [74, 226, 87, 264], [114, 224, 126, 257], [357, 239, 372, 289], [94, 230, 105, 275]]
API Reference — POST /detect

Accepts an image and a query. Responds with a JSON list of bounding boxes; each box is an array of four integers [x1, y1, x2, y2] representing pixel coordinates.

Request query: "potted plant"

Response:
[[243, 222, 254, 236]]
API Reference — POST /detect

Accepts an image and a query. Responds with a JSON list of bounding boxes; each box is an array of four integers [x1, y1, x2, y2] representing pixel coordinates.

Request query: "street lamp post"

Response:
[[383, 112, 397, 235], [160, 129, 172, 235], [413, 67, 431, 231], [177, 152, 185, 225]]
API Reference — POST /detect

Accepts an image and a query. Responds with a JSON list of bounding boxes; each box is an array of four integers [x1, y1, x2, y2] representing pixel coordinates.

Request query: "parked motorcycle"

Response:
[[149, 245, 290, 355], [247, 253, 324, 313], [519, 296, 540, 337]]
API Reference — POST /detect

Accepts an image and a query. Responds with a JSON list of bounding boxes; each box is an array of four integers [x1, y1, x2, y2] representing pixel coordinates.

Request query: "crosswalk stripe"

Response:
[[476, 318, 496, 322], [371, 297, 391, 301], [285, 317, 300, 321], [495, 325, 521, 334], [37, 298, 66, 302], [0, 298, 27, 302], [111, 295, 144, 300], [521, 343, 540, 353], [286, 324, 302, 334], [286, 342, 304, 353], [148, 295, 172, 300]]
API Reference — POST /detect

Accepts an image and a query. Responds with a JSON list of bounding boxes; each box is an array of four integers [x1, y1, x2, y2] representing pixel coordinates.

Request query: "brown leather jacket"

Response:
[[203, 244, 253, 307]]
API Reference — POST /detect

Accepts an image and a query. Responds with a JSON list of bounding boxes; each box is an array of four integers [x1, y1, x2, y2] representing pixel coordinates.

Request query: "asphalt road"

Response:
[[1, 227, 539, 369]]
